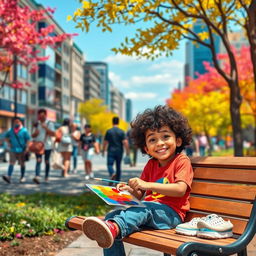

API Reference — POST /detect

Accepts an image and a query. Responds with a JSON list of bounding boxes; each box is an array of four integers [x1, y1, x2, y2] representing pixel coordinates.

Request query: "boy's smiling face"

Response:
[[144, 126, 182, 167]]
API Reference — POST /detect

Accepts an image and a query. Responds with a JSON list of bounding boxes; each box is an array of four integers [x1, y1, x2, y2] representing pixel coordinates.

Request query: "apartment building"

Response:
[[110, 83, 126, 120], [86, 61, 110, 108], [84, 64, 101, 100], [70, 43, 84, 125]]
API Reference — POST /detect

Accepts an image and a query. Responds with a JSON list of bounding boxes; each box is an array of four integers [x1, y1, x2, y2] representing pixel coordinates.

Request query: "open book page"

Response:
[[86, 184, 146, 207]]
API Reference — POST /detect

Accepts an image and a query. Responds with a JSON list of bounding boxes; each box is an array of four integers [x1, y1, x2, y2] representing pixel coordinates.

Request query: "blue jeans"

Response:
[[35, 149, 52, 178], [103, 201, 182, 256], [72, 146, 78, 170], [107, 152, 123, 181]]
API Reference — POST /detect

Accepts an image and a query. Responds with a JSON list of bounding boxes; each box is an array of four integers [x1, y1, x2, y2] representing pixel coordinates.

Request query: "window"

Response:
[[21, 90, 27, 104], [63, 95, 69, 105], [31, 92, 36, 105]]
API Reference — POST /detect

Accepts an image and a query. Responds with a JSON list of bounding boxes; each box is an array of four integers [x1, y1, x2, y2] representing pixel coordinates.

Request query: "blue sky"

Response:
[[37, 0, 185, 118]]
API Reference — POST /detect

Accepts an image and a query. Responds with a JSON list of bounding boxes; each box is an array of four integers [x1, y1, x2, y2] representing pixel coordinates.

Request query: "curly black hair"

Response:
[[130, 105, 192, 155]]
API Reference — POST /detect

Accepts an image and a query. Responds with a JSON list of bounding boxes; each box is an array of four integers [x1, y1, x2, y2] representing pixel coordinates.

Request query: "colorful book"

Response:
[[86, 184, 145, 207]]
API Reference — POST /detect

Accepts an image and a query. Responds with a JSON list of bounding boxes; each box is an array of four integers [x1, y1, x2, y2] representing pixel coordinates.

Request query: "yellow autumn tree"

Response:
[[70, 0, 256, 156], [90, 111, 129, 137], [78, 98, 107, 123]]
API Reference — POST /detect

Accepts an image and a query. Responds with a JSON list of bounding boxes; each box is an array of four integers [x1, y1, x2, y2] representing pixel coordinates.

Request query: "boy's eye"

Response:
[[163, 134, 170, 139], [148, 138, 155, 143]]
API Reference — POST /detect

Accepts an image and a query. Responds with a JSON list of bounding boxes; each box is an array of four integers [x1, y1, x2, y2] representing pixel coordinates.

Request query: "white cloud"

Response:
[[149, 60, 183, 72], [104, 53, 146, 65], [109, 72, 130, 88], [125, 92, 157, 100]]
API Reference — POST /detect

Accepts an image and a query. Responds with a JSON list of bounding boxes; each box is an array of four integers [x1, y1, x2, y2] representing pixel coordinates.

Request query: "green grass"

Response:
[[0, 192, 111, 241], [211, 148, 234, 156]]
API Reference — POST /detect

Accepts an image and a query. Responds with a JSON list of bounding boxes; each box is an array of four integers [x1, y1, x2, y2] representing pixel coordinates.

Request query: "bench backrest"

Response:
[[187, 157, 256, 235]]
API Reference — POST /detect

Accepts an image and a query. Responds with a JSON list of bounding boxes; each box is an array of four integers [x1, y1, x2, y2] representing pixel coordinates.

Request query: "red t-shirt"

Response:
[[140, 153, 193, 221]]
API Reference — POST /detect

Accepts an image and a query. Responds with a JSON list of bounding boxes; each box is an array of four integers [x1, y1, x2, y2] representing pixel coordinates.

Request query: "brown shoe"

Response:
[[2, 175, 11, 184], [83, 217, 117, 248], [108, 174, 117, 186], [33, 177, 40, 184]]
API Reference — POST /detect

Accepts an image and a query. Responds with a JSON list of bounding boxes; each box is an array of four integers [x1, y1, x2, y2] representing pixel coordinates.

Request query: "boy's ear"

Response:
[[144, 146, 149, 154], [176, 137, 182, 147]]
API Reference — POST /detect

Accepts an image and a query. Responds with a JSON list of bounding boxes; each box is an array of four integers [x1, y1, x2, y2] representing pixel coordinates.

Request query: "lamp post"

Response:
[[13, 55, 18, 118]]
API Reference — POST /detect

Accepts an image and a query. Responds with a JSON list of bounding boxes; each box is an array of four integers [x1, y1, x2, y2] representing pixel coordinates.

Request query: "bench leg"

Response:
[[237, 248, 247, 256]]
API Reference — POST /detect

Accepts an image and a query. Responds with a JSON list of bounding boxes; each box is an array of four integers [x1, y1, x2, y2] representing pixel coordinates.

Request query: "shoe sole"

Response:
[[175, 227, 198, 236], [83, 217, 113, 248], [197, 230, 233, 239]]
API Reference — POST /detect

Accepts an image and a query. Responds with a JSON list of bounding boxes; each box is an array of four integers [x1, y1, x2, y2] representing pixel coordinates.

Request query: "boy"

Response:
[[83, 105, 193, 256]]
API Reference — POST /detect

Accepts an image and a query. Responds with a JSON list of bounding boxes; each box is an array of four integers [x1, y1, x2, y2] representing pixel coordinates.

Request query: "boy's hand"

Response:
[[128, 177, 148, 191], [116, 183, 133, 193]]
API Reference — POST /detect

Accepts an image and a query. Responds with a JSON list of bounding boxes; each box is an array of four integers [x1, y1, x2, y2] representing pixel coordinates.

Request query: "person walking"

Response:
[[55, 118, 72, 177], [2, 117, 30, 184], [31, 108, 55, 184], [126, 128, 138, 167], [102, 116, 129, 182], [198, 132, 209, 156], [71, 123, 80, 173], [80, 124, 100, 180]]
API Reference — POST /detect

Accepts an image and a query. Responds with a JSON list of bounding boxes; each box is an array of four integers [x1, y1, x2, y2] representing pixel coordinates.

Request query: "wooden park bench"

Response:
[[66, 157, 256, 256]]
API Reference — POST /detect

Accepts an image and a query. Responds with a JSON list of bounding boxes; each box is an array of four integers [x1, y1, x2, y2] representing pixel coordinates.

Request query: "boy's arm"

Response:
[[129, 178, 188, 197]]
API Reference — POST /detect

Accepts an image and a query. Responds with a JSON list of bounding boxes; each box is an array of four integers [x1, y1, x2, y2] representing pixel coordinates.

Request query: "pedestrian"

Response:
[[55, 118, 72, 177], [126, 128, 138, 167], [81, 105, 193, 255], [185, 135, 199, 157], [198, 132, 209, 156], [80, 124, 100, 180], [31, 108, 55, 184], [71, 123, 81, 173], [102, 116, 129, 182], [2, 117, 30, 184]]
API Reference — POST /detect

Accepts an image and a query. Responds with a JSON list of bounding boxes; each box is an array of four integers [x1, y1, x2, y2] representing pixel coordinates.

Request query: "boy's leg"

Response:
[[83, 202, 181, 253]]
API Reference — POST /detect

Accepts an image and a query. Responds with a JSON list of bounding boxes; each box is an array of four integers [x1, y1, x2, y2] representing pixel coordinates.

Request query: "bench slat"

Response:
[[193, 167, 256, 184], [191, 181, 256, 200], [124, 229, 237, 254], [189, 196, 253, 218], [191, 156, 256, 169]]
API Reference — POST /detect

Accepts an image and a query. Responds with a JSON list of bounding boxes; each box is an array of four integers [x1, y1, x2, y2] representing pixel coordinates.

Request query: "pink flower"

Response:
[[15, 233, 23, 239]]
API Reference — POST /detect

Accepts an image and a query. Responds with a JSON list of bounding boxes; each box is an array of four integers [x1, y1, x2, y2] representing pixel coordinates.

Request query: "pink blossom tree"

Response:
[[0, 0, 75, 115]]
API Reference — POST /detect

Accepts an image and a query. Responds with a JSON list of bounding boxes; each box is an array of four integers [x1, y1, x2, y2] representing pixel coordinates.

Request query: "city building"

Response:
[[83, 64, 101, 100], [110, 83, 126, 120], [184, 21, 220, 86], [70, 43, 84, 125], [86, 61, 110, 108], [125, 99, 132, 123]]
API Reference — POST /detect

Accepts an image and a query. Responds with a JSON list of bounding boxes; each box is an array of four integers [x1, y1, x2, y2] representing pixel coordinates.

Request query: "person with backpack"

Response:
[[31, 108, 55, 184], [2, 117, 30, 184], [80, 124, 100, 180], [55, 118, 72, 177]]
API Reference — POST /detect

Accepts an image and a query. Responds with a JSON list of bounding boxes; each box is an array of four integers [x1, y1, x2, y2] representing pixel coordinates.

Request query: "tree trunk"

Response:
[[246, 1, 256, 152], [229, 79, 243, 156]]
